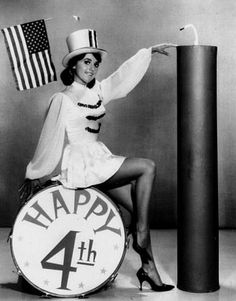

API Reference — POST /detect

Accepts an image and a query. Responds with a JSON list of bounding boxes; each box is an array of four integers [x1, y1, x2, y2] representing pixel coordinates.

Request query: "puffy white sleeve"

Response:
[[100, 47, 152, 105], [25, 92, 67, 179]]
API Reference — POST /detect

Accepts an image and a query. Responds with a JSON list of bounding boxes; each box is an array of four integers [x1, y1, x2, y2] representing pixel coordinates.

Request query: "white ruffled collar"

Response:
[[72, 80, 87, 89]]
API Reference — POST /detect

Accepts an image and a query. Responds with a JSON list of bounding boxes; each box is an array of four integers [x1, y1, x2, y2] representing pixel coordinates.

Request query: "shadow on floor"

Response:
[[0, 276, 42, 296]]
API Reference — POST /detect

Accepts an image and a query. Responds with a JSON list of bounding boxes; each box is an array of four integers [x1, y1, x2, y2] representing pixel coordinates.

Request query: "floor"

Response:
[[1, 228, 236, 301]]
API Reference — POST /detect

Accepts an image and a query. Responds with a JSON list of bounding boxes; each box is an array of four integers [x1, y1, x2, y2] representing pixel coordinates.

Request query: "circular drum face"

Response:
[[11, 185, 126, 297]]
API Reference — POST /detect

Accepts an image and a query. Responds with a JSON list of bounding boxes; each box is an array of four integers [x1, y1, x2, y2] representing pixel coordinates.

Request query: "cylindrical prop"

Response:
[[177, 46, 219, 293]]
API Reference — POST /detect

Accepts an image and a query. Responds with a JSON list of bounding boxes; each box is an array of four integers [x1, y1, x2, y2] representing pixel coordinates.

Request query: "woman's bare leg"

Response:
[[101, 184, 133, 214], [99, 184, 134, 232], [96, 157, 163, 285]]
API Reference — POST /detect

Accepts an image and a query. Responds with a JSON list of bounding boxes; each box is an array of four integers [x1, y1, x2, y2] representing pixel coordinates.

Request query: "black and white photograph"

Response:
[[0, 1, 235, 300]]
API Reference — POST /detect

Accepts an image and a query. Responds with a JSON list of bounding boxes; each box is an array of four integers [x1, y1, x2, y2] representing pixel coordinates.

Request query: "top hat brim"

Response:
[[62, 47, 107, 67]]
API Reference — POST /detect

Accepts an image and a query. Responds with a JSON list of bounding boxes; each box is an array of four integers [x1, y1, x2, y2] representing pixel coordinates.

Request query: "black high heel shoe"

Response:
[[136, 268, 174, 292]]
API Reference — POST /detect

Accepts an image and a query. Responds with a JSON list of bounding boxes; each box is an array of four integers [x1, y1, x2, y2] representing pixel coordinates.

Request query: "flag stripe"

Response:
[[11, 26, 30, 89], [40, 51, 49, 83], [7, 27, 26, 90], [28, 55, 40, 87], [42, 50, 51, 82], [1, 19, 57, 90], [2, 28, 22, 90], [45, 50, 57, 82], [15, 25, 34, 89], [38, 52, 47, 85], [50, 52, 57, 81], [17, 25, 37, 88], [2, 28, 21, 90], [32, 53, 43, 86]]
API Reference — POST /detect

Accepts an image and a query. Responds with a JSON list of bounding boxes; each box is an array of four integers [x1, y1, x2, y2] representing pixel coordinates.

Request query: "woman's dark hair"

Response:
[[60, 52, 102, 88]]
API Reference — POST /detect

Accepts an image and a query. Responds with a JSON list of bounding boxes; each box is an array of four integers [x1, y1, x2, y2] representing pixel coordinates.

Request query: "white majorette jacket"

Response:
[[26, 48, 152, 189]]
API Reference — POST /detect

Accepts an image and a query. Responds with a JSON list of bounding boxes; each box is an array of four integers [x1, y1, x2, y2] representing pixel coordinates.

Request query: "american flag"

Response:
[[1, 19, 57, 91]]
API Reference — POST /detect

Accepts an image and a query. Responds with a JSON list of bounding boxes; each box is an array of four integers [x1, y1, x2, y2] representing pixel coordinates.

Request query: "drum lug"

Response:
[[13, 269, 22, 275], [126, 237, 130, 249], [78, 293, 87, 299], [7, 234, 12, 242], [110, 272, 118, 283], [40, 293, 51, 299]]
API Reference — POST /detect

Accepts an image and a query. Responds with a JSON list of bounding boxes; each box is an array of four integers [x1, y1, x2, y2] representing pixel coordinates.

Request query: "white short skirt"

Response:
[[55, 141, 125, 189]]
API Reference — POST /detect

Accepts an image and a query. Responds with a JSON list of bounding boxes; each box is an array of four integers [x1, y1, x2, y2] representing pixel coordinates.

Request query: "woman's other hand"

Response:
[[151, 43, 177, 55], [18, 178, 43, 205]]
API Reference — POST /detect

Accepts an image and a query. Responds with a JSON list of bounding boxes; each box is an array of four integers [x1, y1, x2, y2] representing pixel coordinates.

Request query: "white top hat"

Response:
[[62, 29, 107, 67]]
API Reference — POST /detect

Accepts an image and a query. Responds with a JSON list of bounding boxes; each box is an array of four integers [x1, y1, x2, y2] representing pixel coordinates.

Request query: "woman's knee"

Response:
[[141, 158, 156, 177]]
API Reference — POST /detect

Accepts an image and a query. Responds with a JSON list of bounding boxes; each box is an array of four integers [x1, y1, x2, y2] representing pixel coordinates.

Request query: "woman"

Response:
[[20, 29, 176, 292]]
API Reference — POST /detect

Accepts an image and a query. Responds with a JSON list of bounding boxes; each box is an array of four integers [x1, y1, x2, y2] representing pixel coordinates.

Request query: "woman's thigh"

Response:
[[95, 157, 155, 224], [97, 157, 155, 190]]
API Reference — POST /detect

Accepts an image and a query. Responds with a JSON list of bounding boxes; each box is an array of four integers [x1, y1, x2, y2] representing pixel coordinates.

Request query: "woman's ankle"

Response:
[[136, 229, 151, 248], [136, 225, 150, 233]]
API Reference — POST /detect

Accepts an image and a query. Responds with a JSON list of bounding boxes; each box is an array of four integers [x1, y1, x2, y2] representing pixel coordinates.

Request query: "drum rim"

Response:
[[10, 183, 127, 297]]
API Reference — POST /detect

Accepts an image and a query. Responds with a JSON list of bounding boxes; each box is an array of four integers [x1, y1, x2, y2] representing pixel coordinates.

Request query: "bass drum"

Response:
[[10, 184, 127, 298]]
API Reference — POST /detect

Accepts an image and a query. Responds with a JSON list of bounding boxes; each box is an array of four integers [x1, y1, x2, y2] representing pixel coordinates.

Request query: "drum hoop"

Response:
[[10, 183, 127, 298]]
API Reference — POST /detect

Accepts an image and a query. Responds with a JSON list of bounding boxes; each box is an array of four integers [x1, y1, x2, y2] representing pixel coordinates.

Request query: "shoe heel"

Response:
[[136, 268, 144, 291], [139, 280, 143, 291]]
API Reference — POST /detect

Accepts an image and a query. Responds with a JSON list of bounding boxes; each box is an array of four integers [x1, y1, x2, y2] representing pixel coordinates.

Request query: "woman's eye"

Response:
[[94, 63, 99, 68], [84, 60, 90, 65]]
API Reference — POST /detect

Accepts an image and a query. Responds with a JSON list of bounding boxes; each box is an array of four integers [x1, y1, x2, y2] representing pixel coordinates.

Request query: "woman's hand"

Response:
[[151, 43, 177, 55], [18, 178, 43, 205]]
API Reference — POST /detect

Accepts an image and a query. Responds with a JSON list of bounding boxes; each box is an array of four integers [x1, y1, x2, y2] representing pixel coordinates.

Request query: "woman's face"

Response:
[[75, 53, 100, 85]]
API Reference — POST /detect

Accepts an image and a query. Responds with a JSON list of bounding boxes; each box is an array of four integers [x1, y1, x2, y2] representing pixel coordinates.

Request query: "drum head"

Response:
[[11, 185, 126, 297]]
